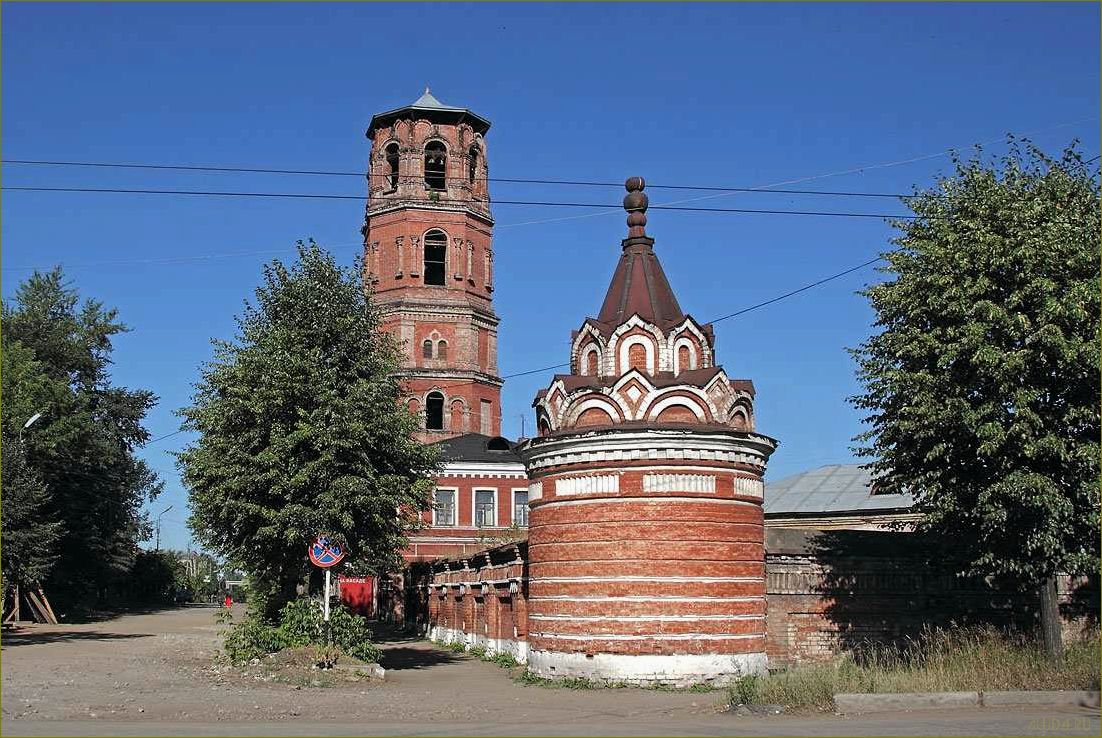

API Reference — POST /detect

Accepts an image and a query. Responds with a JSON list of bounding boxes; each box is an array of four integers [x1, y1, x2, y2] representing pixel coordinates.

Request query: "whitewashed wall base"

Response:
[[527, 650, 767, 687]]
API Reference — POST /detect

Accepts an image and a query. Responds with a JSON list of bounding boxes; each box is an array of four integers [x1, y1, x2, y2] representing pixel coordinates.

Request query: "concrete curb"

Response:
[[833, 690, 1100, 713], [834, 692, 979, 714], [981, 690, 1100, 707]]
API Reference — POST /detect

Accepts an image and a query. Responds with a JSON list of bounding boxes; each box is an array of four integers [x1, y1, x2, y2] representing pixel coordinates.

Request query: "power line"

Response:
[[144, 429, 187, 446], [429, 254, 885, 389], [3, 186, 921, 220], [709, 257, 884, 324], [2, 158, 920, 198]]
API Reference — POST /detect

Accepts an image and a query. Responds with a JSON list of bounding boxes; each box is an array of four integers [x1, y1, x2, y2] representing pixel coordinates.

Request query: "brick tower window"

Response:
[[424, 141, 446, 190], [384, 143, 399, 190], [422, 339, 434, 359], [468, 146, 480, 184], [628, 342, 647, 372], [423, 231, 447, 285], [426, 391, 445, 430], [437, 340, 447, 360]]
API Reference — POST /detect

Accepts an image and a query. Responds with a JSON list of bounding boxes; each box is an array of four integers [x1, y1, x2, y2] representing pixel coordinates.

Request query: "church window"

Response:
[[422, 339, 434, 359], [585, 349, 599, 376], [512, 490, 529, 527], [432, 489, 456, 527], [437, 340, 447, 361], [424, 141, 447, 190], [628, 342, 647, 372], [678, 345, 691, 374], [426, 391, 445, 430], [468, 146, 480, 184], [474, 489, 496, 528], [423, 230, 447, 285], [384, 143, 399, 190]]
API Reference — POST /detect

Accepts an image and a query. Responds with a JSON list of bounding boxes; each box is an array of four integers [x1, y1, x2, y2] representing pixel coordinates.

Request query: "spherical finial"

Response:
[[623, 176, 648, 236]]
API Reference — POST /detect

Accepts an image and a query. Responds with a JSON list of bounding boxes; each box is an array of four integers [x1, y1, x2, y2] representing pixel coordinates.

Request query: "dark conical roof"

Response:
[[594, 177, 685, 329], [596, 239, 685, 328]]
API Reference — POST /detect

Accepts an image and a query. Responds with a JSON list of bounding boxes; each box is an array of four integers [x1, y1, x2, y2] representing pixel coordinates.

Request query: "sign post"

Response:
[[308, 536, 346, 641]]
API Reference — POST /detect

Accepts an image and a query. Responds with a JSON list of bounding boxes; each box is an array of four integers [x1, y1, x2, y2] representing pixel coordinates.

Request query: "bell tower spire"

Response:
[[362, 90, 501, 441]]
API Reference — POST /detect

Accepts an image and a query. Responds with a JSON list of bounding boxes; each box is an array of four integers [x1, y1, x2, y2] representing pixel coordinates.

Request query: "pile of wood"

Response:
[[2, 584, 58, 625]]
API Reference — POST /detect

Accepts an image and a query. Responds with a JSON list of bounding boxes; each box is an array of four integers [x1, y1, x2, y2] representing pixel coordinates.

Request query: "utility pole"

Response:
[[155, 505, 173, 551]]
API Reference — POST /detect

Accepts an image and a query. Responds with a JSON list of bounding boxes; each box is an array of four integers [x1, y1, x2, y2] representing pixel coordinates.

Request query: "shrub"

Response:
[[222, 616, 288, 663], [219, 597, 379, 665]]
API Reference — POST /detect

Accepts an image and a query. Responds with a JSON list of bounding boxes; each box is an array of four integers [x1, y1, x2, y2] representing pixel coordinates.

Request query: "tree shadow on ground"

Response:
[[377, 645, 465, 671], [0, 629, 155, 648], [49, 602, 199, 624]]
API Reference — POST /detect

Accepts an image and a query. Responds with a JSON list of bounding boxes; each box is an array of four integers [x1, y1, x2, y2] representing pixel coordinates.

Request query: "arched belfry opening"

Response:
[[423, 230, 447, 285], [384, 142, 400, 190], [425, 391, 445, 430], [424, 141, 447, 190]]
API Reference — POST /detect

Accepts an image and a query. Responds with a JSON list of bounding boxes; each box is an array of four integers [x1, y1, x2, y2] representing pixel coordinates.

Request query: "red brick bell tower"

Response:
[[362, 89, 501, 442]]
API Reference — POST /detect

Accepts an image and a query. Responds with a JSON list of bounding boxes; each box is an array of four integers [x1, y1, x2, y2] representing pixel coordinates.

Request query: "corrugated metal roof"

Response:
[[764, 464, 913, 515]]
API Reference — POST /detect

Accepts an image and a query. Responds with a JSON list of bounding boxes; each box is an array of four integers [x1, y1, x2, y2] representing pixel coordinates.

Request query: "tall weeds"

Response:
[[731, 626, 1100, 711]]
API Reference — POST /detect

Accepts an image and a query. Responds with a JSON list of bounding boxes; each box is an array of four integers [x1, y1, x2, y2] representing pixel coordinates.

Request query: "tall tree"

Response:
[[2, 269, 163, 611], [850, 141, 1100, 660], [178, 242, 438, 619]]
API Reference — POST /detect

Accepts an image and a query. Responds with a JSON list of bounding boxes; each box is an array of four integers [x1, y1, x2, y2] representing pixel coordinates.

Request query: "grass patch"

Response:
[[488, 651, 520, 668], [515, 670, 613, 689], [729, 626, 1101, 711]]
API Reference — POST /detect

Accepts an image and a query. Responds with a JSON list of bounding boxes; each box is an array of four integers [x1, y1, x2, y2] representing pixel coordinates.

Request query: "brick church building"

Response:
[[359, 90, 1097, 681]]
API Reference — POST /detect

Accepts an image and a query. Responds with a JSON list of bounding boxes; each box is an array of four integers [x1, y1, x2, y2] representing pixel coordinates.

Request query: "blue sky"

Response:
[[3, 2, 1098, 553]]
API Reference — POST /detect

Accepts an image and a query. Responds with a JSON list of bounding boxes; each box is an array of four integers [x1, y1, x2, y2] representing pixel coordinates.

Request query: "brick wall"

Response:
[[411, 540, 530, 663], [764, 528, 1099, 665], [409, 529, 1099, 666]]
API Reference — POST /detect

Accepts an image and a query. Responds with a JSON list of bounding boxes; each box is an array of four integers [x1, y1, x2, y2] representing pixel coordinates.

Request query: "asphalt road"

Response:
[[2, 607, 1098, 736]]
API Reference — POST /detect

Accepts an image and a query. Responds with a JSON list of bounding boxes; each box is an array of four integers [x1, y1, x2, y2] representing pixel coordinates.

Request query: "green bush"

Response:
[[222, 616, 288, 663], [220, 597, 379, 665]]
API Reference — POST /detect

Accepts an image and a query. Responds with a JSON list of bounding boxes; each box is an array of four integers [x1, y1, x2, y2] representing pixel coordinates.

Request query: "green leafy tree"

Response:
[[1, 432, 62, 589], [850, 141, 1100, 660], [178, 241, 438, 619], [2, 269, 163, 611]]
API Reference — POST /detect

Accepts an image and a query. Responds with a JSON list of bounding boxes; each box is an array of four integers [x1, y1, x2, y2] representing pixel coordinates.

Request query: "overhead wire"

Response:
[[2, 185, 924, 219], [3, 157, 922, 198]]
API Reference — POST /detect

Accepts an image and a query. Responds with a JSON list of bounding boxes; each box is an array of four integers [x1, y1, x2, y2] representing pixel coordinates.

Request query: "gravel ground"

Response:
[[2, 607, 1098, 736]]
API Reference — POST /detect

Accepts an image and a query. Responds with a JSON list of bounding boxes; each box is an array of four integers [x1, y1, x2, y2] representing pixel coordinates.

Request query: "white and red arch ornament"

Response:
[[516, 178, 777, 686]]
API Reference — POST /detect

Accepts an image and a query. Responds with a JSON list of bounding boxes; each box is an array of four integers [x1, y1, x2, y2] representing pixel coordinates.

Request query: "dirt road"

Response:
[[2, 607, 1098, 736]]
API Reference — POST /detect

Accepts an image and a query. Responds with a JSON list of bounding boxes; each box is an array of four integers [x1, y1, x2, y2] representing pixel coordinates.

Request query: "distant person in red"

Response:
[[223, 592, 233, 609]]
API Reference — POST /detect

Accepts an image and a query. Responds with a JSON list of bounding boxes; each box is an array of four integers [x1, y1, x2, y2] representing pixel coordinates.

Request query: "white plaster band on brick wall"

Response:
[[528, 481, 543, 501], [529, 613, 765, 622], [530, 595, 764, 603], [535, 495, 760, 510], [554, 474, 619, 497], [733, 476, 765, 498], [530, 632, 762, 642], [533, 575, 760, 583], [642, 473, 716, 493], [519, 429, 776, 474], [527, 650, 767, 686]]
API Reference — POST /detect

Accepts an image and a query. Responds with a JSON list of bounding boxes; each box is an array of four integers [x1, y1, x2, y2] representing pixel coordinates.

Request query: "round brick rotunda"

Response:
[[515, 178, 778, 686]]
